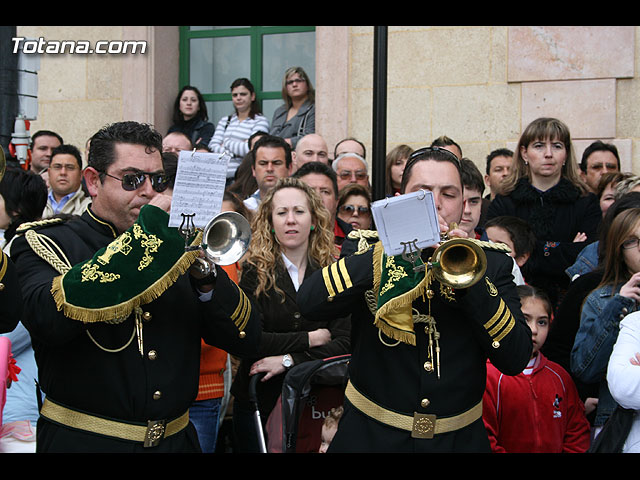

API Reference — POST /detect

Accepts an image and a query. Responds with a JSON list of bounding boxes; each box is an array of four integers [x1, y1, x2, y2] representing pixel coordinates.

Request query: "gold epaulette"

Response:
[[15, 217, 66, 235], [347, 229, 379, 254], [471, 239, 511, 255]]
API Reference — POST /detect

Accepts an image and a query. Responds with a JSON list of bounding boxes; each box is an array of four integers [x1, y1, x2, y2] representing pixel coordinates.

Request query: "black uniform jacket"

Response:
[[10, 208, 261, 452], [0, 251, 22, 333], [297, 241, 532, 453], [231, 260, 350, 418]]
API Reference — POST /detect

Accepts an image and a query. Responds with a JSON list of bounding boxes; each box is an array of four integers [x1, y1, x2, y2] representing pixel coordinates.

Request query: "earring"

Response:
[[271, 228, 275, 233], [310, 225, 315, 231]]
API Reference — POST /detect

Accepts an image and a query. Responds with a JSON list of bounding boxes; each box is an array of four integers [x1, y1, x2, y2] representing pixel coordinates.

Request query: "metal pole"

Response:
[[372, 26, 388, 201], [0, 26, 18, 163]]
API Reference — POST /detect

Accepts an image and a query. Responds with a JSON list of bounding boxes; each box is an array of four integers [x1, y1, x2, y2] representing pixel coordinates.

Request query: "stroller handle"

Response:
[[248, 372, 268, 453]]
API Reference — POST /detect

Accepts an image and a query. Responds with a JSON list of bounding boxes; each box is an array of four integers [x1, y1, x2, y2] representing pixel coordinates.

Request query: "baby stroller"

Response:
[[249, 354, 350, 453]]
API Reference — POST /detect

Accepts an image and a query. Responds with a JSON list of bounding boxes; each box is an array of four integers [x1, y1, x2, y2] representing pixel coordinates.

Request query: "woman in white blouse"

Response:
[[229, 177, 350, 452]]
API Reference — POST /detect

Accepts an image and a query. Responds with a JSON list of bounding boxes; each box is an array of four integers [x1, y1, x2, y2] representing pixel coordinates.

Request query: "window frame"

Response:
[[178, 26, 316, 108]]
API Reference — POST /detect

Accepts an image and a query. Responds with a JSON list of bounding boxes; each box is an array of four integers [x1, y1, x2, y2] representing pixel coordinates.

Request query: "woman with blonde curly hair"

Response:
[[230, 177, 350, 452]]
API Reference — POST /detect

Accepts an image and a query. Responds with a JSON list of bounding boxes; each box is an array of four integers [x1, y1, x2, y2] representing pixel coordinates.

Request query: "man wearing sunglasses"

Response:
[[10, 121, 260, 453], [297, 146, 532, 453]]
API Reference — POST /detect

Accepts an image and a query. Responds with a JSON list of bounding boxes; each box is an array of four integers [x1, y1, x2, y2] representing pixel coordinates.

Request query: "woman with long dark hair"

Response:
[[167, 85, 215, 146]]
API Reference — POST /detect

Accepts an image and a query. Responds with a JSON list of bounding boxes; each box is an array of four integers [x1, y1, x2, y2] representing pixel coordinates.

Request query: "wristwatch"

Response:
[[282, 354, 293, 369]]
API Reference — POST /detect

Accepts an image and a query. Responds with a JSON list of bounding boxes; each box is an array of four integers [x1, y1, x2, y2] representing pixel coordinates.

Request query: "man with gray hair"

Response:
[[332, 152, 370, 192]]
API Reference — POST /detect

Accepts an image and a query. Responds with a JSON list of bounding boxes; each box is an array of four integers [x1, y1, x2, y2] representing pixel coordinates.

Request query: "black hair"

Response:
[[484, 215, 536, 259], [430, 136, 462, 157], [88, 121, 163, 177], [230, 78, 261, 119], [400, 146, 462, 194], [580, 140, 620, 173], [292, 161, 339, 199], [251, 134, 292, 168], [31, 130, 63, 147], [0, 167, 48, 242], [172, 85, 209, 124], [485, 148, 514, 175], [51, 144, 83, 169], [460, 158, 485, 195], [161, 151, 179, 189], [516, 284, 553, 318]]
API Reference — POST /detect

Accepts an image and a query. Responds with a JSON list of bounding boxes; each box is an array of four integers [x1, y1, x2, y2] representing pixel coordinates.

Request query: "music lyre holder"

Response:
[[401, 238, 425, 272], [179, 213, 200, 252]]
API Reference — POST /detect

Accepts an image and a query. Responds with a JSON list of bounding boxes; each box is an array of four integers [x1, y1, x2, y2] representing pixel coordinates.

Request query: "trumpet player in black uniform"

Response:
[[10, 122, 261, 453], [297, 147, 532, 452]]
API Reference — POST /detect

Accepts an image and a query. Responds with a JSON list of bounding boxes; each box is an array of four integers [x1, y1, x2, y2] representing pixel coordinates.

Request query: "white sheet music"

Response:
[[370, 190, 441, 256], [168, 150, 229, 228]]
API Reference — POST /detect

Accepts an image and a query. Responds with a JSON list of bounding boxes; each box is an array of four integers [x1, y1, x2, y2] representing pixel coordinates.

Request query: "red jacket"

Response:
[[482, 353, 590, 453]]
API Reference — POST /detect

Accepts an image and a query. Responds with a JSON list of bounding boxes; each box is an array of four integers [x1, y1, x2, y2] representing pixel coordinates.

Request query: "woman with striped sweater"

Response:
[[208, 78, 269, 182]]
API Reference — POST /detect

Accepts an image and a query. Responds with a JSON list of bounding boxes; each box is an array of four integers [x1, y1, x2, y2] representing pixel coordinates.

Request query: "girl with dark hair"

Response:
[[167, 85, 215, 146], [208, 78, 269, 182], [483, 285, 590, 452]]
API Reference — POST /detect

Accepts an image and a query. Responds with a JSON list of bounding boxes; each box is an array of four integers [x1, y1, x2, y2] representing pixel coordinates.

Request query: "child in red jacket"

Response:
[[482, 285, 591, 452]]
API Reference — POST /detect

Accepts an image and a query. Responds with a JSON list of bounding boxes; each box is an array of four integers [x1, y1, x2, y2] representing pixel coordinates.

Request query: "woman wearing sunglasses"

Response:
[[269, 67, 315, 149], [487, 117, 601, 309], [230, 177, 350, 452], [571, 208, 640, 439], [336, 183, 372, 230]]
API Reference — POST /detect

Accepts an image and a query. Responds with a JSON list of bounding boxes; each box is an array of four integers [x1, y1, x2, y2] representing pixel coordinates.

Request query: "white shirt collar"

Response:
[[281, 253, 300, 291]]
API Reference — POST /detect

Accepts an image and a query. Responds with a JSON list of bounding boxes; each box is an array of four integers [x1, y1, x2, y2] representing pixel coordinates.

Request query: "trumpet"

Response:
[[430, 237, 487, 289], [181, 211, 252, 276], [402, 223, 487, 290]]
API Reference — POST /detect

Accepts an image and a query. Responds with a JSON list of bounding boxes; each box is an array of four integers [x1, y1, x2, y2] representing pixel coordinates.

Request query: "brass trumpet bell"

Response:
[[201, 211, 251, 266], [430, 237, 487, 289]]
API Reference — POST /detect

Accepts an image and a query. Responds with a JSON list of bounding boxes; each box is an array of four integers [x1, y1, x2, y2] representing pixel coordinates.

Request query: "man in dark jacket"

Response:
[[297, 146, 532, 452], [10, 121, 261, 452]]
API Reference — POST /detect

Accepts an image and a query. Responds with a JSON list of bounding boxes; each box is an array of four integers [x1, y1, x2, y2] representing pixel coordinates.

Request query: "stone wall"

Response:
[[331, 26, 638, 179]]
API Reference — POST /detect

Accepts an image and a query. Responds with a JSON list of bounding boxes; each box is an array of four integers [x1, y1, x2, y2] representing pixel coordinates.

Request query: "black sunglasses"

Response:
[[339, 204, 370, 215], [103, 170, 169, 193]]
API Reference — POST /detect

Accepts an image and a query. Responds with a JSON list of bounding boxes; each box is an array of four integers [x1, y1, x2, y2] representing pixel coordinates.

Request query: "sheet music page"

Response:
[[370, 190, 441, 256], [168, 150, 229, 228]]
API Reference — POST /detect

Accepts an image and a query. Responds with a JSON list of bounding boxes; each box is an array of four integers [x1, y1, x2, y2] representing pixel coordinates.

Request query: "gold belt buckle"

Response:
[[412, 412, 436, 439], [144, 419, 166, 447]]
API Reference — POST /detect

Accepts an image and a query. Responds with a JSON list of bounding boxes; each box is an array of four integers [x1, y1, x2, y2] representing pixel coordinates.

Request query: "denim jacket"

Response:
[[571, 283, 637, 426], [565, 241, 599, 280]]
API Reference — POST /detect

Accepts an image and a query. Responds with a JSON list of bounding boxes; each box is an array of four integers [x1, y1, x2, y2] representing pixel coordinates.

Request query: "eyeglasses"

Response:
[[103, 170, 169, 193], [286, 78, 306, 86], [337, 170, 368, 181], [622, 238, 640, 250], [339, 205, 370, 215]]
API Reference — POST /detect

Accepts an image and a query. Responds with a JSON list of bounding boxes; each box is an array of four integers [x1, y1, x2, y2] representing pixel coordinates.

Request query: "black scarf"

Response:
[[510, 177, 581, 239]]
